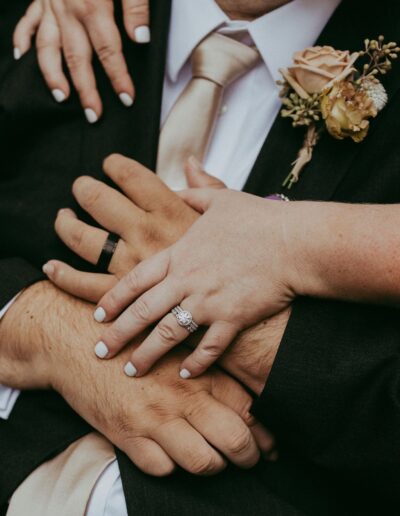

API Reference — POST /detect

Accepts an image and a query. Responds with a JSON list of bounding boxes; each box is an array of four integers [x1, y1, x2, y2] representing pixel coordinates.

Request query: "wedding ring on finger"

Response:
[[171, 306, 199, 333]]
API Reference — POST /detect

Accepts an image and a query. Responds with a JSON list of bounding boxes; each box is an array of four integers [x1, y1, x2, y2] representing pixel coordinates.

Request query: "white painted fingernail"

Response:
[[52, 89, 66, 103], [134, 26, 151, 43], [180, 369, 191, 379], [13, 47, 21, 60], [95, 341, 109, 359], [84, 108, 98, 124], [42, 263, 55, 276], [119, 92, 133, 107], [124, 361, 137, 377], [94, 307, 106, 323]]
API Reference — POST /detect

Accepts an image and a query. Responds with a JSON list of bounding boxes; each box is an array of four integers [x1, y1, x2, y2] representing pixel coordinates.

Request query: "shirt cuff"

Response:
[[0, 293, 22, 420]]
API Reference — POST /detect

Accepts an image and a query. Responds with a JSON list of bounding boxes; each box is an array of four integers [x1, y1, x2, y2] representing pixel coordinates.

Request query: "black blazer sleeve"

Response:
[[251, 297, 400, 502]]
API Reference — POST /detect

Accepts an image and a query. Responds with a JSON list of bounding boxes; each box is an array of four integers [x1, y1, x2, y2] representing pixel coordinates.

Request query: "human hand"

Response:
[[13, 0, 150, 122], [44, 155, 223, 302], [0, 281, 274, 474], [95, 188, 301, 378]]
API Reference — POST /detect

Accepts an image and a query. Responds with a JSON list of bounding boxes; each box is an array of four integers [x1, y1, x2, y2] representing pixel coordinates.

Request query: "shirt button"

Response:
[[219, 104, 228, 116]]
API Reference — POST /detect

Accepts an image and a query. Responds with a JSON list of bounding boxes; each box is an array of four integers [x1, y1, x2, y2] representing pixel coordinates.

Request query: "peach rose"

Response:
[[287, 46, 354, 95]]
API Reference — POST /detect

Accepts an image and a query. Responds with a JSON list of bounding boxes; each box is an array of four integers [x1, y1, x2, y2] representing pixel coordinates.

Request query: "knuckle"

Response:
[[65, 52, 86, 71], [96, 44, 120, 63], [125, 1, 149, 17], [70, 225, 85, 250], [129, 298, 151, 322], [157, 321, 179, 346], [226, 428, 253, 456], [125, 269, 140, 293], [188, 453, 220, 475], [77, 181, 103, 210]]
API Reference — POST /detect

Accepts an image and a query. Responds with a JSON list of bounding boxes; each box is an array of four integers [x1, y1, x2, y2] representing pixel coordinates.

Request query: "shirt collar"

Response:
[[167, 0, 342, 84]]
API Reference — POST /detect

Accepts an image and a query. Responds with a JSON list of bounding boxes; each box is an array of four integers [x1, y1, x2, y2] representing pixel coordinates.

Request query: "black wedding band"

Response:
[[97, 232, 120, 273]]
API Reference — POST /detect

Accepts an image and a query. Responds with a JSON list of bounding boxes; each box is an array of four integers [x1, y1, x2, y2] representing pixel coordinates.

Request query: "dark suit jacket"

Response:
[[0, 1, 399, 515]]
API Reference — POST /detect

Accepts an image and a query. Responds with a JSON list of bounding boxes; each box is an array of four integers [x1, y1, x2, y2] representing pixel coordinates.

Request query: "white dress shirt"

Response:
[[0, 0, 341, 513]]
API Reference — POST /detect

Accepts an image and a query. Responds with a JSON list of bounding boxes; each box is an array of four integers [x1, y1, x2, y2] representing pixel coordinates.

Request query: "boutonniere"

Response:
[[278, 36, 400, 189]]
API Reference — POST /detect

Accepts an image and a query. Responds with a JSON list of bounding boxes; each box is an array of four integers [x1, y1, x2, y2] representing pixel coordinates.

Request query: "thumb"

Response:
[[176, 188, 218, 214], [122, 0, 151, 43], [184, 156, 227, 189]]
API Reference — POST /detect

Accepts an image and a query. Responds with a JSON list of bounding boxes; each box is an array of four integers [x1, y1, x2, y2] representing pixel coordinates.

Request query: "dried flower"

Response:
[[320, 81, 377, 142], [360, 77, 388, 111]]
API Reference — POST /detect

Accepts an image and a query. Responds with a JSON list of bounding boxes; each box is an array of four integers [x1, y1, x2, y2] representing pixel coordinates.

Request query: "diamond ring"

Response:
[[171, 306, 199, 333]]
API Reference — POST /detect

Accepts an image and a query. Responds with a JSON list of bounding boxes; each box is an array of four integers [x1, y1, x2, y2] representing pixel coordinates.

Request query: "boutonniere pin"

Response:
[[278, 36, 400, 189]]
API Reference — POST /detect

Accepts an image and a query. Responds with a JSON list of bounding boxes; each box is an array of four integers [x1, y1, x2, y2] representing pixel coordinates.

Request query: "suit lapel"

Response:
[[81, 0, 171, 176], [244, 0, 400, 201]]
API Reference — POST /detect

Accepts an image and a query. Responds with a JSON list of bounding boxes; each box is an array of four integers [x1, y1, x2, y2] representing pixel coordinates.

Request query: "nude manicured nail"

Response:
[[124, 361, 137, 377], [13, 47, 21, 60], [95, 341, 109, 359], [42, 263, 54, 276], [119, 92, 134, 107], [52, 89, 66, 103], [84, 108, 98, 124], [134, 26, 151, 43], [180, 368, 191, 379], [94, 307, 106, 323]]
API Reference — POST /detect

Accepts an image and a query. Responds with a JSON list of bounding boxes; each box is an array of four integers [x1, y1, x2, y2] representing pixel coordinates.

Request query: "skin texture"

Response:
[[0, 280, 280, 476]]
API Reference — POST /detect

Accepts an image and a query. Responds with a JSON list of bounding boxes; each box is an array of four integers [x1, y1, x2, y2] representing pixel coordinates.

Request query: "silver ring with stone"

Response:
[[171, 306, 199, 333]]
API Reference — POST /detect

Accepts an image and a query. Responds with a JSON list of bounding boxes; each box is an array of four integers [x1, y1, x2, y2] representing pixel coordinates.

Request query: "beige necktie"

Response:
[[7, 433, 116, 516], [157, 33, 260, 190]]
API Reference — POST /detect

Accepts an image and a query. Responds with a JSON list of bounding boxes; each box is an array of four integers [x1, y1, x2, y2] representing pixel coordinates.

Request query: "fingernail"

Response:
[[84, 108, 98, 124], [119, 92, 134, 107], [180, 368, 191, 379], [134, 26, 151, 43], [52, 89, 66, 103], [13, 47, 21, 60], [94, 307, 107, 323], [42, 263, 55, 276], [95, 341, 109, 359], [124, 361, 137, 377]]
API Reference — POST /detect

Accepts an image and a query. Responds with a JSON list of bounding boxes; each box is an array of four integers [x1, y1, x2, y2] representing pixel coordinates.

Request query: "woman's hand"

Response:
[[13, 0, 150, 122], [94, 188, 303, 379], [43, 154, 225, 302]]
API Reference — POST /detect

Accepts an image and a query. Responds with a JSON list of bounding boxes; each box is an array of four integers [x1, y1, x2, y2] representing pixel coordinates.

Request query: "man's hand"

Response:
[[42, 154, 288, 394], [0, 281, 273, 475]]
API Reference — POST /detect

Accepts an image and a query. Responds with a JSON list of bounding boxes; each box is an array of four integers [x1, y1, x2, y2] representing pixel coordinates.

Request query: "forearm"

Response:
[[289, 201, 400, 304]]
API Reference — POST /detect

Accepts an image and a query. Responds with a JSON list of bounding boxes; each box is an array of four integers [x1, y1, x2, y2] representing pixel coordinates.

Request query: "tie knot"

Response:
[[191, 33, 260, 88]]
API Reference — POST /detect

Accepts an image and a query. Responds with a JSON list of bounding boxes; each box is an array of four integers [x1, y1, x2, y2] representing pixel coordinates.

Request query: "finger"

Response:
[[42, 260, 117, 303], [185, 394, 260, 469], [54, 208, 128, 271], [176, 188, 217, 214], [180, 322, 238, 379], [122, 0, 151, 43], [96, 250, 170, 322], [103, 154, 180, 212], [184, 156, 227, 189], [72, 176, 145, 238], [13, 0, 43, 59], [126, 312, 192, 376], [59, 17, 102, 122], [84, 11, 135, 105], [96, 279, 181, 362], [36, 7, 70, 102], [249, 422, 276, 459], [121, 436, 176, 477], [151, 419, 226, 476]]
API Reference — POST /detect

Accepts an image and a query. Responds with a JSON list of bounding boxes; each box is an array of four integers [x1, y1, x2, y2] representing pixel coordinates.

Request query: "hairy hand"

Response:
[[0, 281, 275, 475]]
